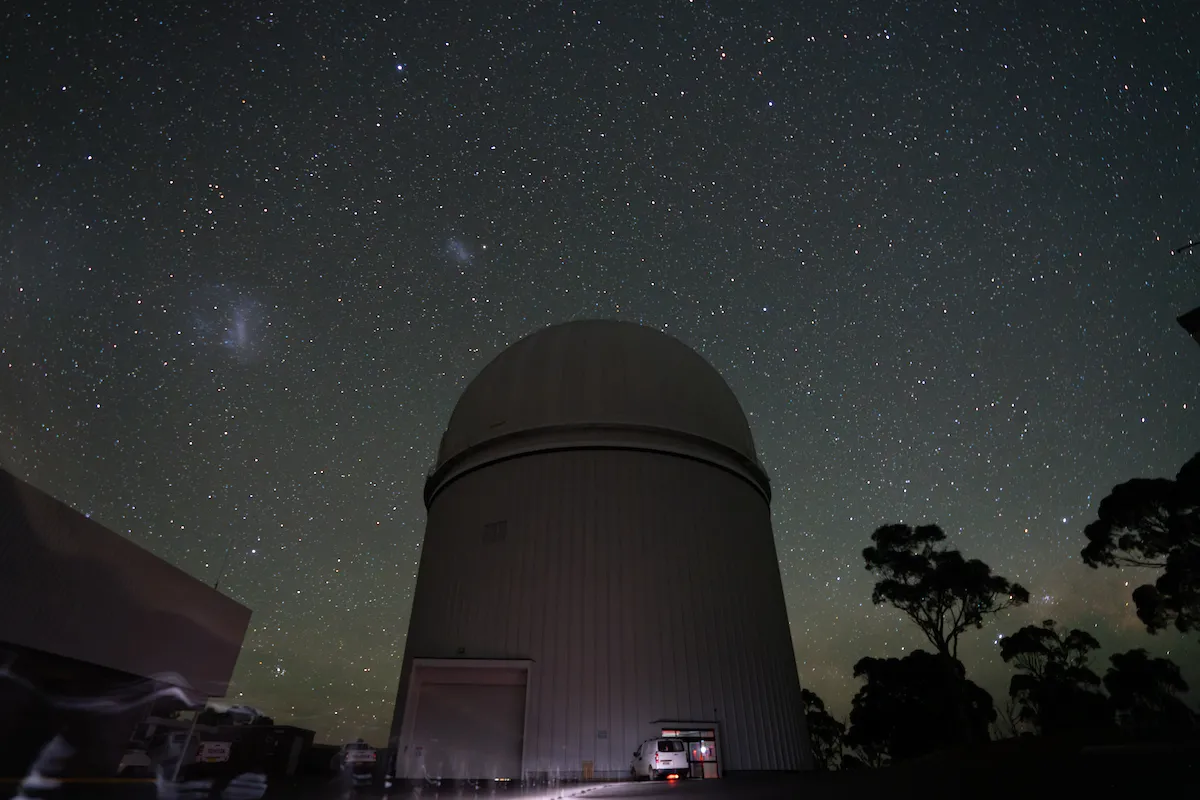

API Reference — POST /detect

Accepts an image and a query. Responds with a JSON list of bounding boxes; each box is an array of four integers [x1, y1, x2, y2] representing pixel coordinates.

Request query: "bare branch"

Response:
[[1113, 556, 1169, 569]]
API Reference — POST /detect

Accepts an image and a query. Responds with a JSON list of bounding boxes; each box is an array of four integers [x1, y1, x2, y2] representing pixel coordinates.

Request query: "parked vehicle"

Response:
[[195, 741, 232, 764], [630, 738, 688, 780], [335, 739, 376, 788]]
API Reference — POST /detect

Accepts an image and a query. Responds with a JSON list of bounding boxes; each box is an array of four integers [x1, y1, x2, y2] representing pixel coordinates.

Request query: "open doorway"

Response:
[[658, 725, 719, 779], [395, 659, 531, 781]]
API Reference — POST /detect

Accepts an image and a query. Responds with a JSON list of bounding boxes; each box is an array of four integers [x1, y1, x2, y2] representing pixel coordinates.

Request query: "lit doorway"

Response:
[[659, 726, 719, 779]]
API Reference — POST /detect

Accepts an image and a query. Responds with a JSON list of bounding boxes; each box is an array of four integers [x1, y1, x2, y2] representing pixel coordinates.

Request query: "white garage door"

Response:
[[411, 682, 526, 779]]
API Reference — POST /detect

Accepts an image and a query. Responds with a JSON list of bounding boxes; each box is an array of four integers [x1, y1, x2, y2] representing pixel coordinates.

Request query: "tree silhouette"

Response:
[[195, 707, 275, 727], [845, 650, 995, 763], [801, 689, 845, 770], [1104, 649, 1197, 736], [991, 698, 1023, 740], [1081, 452, 1200, 636], [998, 619, 1111, 735], [837, 753, 870, 771], [863, 524, 1030, 660]]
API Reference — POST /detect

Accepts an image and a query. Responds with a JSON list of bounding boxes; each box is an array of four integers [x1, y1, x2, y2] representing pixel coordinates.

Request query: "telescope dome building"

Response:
[[389, 320, 812, 781]]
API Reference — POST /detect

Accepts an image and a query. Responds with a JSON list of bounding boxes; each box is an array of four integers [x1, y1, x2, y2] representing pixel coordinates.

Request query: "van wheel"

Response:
[[647, 768, 656, 781]]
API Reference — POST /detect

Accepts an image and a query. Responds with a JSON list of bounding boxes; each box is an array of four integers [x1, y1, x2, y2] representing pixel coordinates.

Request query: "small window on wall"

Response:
[[483, 520, 508, 544]]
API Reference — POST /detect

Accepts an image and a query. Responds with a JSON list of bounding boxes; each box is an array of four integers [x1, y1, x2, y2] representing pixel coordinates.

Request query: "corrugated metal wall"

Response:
[[394, 449, 812, 776]]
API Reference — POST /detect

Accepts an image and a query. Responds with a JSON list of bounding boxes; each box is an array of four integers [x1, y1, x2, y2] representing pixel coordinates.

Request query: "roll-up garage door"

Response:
[[411, 682, 526, 779]]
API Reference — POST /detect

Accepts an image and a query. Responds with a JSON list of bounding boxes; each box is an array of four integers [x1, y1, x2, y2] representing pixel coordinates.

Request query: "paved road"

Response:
[[1, 768, 1180, 800], [293, 778, 854, 800], [568, 778, 845, 800]]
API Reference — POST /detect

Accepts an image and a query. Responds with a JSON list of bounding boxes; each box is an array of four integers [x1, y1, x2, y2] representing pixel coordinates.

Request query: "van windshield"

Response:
[[657, 740, 685, 752]]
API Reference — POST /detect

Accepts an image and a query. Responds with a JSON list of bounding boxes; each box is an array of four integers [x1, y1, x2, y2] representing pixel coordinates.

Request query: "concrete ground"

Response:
[[267, 778, 798, 800], [319, 776, 868, 800], [567, 778, 813, 800], [338, 760, 1198, 800], [24, 763, 1186, 800], [37, 747, 1194, 800]]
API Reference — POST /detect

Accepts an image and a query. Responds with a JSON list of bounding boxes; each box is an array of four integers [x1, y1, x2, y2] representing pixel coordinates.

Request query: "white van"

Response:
[[630, 737, 688, 780]]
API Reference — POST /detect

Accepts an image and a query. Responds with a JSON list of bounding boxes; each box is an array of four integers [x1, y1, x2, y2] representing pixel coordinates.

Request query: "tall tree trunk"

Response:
[[939, 654, 977, 748]]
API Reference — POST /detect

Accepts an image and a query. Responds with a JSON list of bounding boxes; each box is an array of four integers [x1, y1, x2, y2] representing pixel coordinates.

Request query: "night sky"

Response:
[[4, 1, 1199, 745]]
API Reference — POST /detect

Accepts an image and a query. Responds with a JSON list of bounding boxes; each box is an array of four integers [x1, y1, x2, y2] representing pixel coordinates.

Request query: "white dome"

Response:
[[393, 320, 812, 777], [432, 321, 763, 497], [400, 450, 808, 774]]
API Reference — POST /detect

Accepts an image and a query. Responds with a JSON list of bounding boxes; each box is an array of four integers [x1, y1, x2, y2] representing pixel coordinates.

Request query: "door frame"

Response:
[[652, 720, 722, 778], [396, 658, 535, 780]]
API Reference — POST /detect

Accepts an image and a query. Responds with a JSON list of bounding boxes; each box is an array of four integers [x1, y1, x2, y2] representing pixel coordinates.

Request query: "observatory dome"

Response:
[[392, 319, 813, 779], [432, 320, 762, 497]]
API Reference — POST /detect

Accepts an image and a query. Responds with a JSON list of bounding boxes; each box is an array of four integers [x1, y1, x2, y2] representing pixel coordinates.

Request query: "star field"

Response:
[[3, 0, 1199, 743]]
